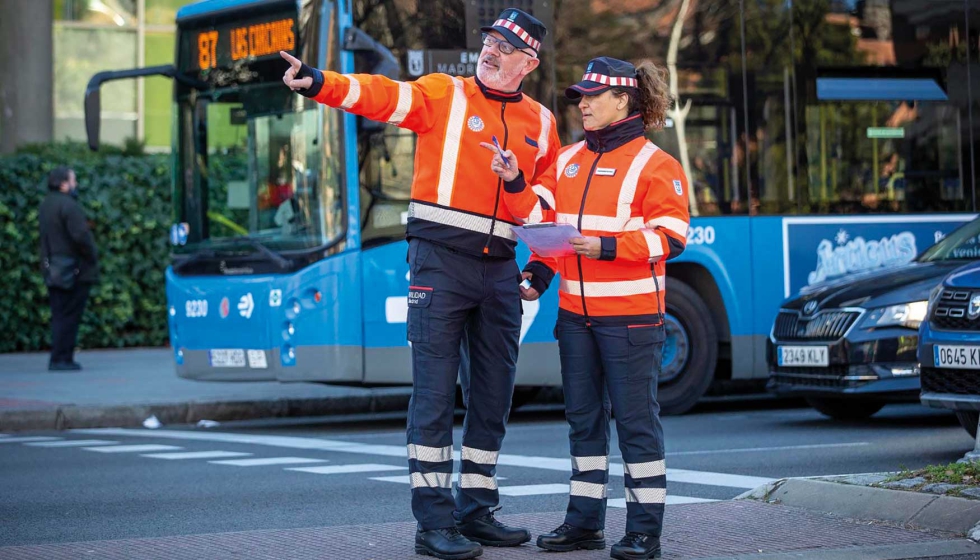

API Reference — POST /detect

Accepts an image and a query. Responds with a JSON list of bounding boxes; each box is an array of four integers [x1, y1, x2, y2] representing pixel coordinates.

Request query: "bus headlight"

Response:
[[860, 301, 929, 330]]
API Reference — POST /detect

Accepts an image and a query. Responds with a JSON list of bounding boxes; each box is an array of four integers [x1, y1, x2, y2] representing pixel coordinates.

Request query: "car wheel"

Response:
[[658, 279, 718, 415], [806, 397, 885, 420], [956, 411, 979, 439]]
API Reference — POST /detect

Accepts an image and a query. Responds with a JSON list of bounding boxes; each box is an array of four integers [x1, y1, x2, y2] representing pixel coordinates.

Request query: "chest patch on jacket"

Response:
[[467, 116, 484, 132], [564, 164, 580, 178], [595, 168, 617, 177]]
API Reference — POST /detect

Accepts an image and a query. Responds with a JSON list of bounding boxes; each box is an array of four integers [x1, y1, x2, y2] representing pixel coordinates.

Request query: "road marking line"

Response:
[[25, 440, 118, 448], [369, 474, 508, 484], [667, 442, 870, 456], [286, 464, 407, 475], [210, 457, 329, 467], [84, 444, 183, 453], [498, 484, 570, 496], [72, 429, 776, 488], [0, 437, 62, 444], [141, 451, 252, 460]]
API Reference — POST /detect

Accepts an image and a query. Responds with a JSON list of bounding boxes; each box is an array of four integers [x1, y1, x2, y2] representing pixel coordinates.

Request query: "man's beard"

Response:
[[477, 54, 523, 91]]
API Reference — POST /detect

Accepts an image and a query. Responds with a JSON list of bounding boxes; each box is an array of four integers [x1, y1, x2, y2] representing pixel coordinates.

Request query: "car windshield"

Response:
[[918, 218, 980, 262]]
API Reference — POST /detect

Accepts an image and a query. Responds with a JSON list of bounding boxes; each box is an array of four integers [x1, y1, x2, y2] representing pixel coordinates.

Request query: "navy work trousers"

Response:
[[557, 311, 667, 536], [405, 238, 522, 530]]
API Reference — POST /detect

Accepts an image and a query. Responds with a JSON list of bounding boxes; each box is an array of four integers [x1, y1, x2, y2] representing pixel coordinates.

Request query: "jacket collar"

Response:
[[584, 113, 645, 153], [474, 75, 524, 103]]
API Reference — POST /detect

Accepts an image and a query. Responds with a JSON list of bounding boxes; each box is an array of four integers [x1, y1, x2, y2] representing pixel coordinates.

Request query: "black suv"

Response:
[[767, 217, 980, 421]]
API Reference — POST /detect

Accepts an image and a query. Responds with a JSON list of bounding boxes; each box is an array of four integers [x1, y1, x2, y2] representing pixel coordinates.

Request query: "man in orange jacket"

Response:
[[282, 8, 558, 559]]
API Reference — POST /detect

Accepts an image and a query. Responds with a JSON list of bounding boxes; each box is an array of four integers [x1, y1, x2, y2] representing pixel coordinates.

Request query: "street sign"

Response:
[[866, 127, 905, 139]]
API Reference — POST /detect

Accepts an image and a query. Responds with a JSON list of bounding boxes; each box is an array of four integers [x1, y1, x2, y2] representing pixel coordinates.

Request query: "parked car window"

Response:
[[918, 219, 980, 262]]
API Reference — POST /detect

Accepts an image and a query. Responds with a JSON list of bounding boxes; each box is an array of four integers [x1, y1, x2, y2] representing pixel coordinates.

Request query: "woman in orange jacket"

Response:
[[484, 56, 690, 559]]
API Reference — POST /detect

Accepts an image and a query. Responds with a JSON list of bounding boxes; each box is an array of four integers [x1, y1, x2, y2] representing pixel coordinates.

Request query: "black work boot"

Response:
[[456, 507, 531, 547], [610, 532, 662, 559], [415, 526, 483, 559], [536, 523, 605, 551]]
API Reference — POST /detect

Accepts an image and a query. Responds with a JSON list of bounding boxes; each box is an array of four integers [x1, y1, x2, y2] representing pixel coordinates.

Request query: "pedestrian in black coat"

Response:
[[39, 167, 99, 370]]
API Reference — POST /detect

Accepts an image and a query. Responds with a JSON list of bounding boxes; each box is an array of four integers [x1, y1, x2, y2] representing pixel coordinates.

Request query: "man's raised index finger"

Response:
[[279, 51, 302, 68]]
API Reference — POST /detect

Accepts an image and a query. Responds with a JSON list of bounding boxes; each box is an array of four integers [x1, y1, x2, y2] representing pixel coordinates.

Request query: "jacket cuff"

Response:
[[503, 171, 526, 193], [297, 64, 324, 98], [598, 236, 617, 261], [523, 261, 555, 294]]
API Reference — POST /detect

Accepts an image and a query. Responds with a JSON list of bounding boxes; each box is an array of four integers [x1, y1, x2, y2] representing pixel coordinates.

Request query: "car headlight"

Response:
[[860, 301, 929, 330]]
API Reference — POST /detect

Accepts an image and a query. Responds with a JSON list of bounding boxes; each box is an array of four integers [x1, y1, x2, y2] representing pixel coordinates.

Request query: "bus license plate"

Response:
[[778, 346, 829, 367], [209, 349, 246, 368], [934, 345, 980, 369]]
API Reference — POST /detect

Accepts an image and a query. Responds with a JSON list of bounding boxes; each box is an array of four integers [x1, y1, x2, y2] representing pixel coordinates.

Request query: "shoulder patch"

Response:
[[673, 179, 684, 196]]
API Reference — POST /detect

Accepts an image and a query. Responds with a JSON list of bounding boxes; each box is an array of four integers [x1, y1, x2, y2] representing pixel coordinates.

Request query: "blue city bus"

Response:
[[85, 0, 980, 414]]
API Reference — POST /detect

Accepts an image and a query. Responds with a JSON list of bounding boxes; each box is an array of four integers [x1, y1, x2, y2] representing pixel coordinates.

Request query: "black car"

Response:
[[767, 217, 980, 420]]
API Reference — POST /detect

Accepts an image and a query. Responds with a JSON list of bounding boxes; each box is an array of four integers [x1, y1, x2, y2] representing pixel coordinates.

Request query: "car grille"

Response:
[[931, 289, 980, 331], [771, 365, 871, 388], [773, 310, 860, 341], [921, 367, 980, 395]]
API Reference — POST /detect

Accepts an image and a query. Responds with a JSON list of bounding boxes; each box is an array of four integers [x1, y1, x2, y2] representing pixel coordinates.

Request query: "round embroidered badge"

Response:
[[467, 116, 484, 132], [564, 164, 580, 178]]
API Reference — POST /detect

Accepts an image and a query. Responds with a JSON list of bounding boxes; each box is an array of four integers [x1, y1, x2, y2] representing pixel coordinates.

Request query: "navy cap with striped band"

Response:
[[565, 57, 638, 99], [480, 8, 547, 55]]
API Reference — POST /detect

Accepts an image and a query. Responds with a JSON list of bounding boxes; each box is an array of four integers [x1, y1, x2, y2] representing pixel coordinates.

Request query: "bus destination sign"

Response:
[[196, 17, 295, 71]]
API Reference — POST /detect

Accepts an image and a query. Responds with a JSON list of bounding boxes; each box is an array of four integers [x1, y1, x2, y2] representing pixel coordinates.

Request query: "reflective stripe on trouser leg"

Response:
[[596, 323, 666, 536], [454, 256, 521, 524], [557, 316, 611, 531], [407, 239, 480, 530]]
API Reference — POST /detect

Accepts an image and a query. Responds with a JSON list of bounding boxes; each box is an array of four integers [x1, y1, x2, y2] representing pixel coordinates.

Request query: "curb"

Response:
[[0, 393, 413, 432], [737, 477, 980, 536]]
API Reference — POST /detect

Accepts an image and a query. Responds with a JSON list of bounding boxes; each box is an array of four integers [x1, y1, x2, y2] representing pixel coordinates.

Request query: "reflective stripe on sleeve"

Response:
[[532, 185, 555, 210], [645, 216, 689, 238], [535, 107, 554, 163], [387, 81, 413, 125], [641, 229, 664, 262], [340, 75, 361, 109]]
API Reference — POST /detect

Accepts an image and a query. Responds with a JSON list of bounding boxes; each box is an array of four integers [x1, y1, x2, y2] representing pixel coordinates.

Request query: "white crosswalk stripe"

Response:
[[498, 484, 570, 497], [1, 437, 62, 444], [26, 440, 118, 448], [286, 464, 406, 475], [84, 444, 183, 453], [210, 457, 329, 467], [141, 451, 252, 460]]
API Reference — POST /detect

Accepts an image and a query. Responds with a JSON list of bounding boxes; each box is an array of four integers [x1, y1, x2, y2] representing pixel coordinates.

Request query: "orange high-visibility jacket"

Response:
[[520, 114, 690, 322], [307, 70, 560, 258]]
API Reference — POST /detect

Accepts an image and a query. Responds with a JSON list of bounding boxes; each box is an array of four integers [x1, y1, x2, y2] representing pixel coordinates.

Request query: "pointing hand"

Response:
[[280, 51, 313, 91]]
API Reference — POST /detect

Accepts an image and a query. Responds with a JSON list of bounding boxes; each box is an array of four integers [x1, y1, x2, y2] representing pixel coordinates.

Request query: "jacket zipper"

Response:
[[576, 150, 603, 327], [483, 102, 508, 255]]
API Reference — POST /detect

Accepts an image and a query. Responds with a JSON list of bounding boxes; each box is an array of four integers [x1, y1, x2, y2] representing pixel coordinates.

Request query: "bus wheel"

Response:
[[956, 411, 979, 439], [659, 279, 718, 415]]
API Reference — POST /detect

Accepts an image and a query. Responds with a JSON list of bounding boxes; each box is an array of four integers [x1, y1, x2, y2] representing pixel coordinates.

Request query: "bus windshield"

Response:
[[918, 218, 980, 263], [173, 83, 337, 253]]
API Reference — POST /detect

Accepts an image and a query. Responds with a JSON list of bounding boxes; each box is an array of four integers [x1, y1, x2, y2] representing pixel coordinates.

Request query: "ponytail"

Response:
[[612, 61, 672, 131]]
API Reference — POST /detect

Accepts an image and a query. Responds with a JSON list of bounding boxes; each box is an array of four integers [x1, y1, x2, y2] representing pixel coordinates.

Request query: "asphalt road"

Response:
[[1, 401, 973, 548]]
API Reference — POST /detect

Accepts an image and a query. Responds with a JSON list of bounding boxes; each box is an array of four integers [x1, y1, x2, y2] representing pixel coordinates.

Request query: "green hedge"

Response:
[[0, 142, 173, 353]]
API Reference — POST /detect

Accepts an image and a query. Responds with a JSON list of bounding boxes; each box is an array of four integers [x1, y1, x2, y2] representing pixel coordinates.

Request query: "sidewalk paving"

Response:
[[1, 501, 977, 559], [0, 348, 413, 431]]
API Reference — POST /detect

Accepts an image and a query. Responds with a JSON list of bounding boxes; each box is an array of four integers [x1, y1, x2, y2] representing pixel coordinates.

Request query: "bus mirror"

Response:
[[84, 82, 102, 151]]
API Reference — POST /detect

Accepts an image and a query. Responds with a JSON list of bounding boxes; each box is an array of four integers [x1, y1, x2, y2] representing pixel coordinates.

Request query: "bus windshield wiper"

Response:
[[173, 237, 290, 272]]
